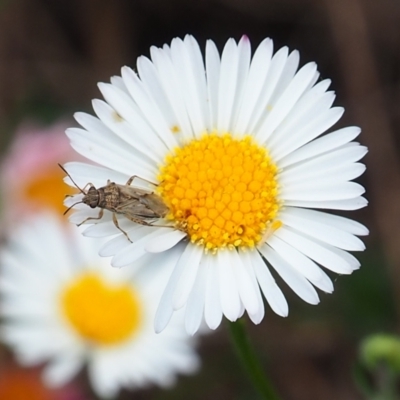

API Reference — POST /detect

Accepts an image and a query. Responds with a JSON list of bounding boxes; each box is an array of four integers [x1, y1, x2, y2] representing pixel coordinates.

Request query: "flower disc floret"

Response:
[[158, 133, 280, 251]]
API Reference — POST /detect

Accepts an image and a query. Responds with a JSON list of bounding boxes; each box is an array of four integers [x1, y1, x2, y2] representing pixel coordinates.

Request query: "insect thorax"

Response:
[[100, 183, 121, 209]]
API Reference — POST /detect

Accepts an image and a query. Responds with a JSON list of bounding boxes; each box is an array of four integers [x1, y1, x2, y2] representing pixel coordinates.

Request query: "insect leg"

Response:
[[81, 183, 95, 193], [112, 213, 133, 243], [123, 215, 173, 229], [126, 175, 158, 187], [77, 208, 104, 226]]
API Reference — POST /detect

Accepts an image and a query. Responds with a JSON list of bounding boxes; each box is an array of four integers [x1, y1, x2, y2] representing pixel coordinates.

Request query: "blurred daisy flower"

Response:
[[63, 35, 368, 335], [0, 212, 199, 398], [0, 120, 77, 224]]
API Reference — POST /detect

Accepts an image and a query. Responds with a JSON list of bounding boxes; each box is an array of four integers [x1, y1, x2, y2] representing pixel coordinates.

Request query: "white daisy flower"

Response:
[[0, 212, 199, 398], [63, 35, 369, 336]]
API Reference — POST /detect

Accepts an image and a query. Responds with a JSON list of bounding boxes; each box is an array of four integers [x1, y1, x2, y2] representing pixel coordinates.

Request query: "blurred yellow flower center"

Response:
[[24, 166, 75, 214], [158, 133, 281, 252], [61, 272, 142, 346]]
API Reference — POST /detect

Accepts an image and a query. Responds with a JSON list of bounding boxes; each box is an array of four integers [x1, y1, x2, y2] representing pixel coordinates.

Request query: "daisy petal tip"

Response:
[[97, 82, 107, 91], [121, 65, 132, 75], [154, 325, 163, 335], [248, 313, 263, 325], [361, 227, 370, 236], [81, 227, 94, 238], [353, 263, 361, 271], [110, 261, 124, 269], [310, 297, 320, 306], [275, 305, 289, 318], [110, 257, 126, 269], [206, 320, 221, 331], [91, 98, 101, 110], [154, 315, 170, 334], [185, 324, 199, 337]]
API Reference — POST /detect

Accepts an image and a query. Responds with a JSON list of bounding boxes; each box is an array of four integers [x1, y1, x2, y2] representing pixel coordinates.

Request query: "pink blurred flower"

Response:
[[0, 120, 79, 225]]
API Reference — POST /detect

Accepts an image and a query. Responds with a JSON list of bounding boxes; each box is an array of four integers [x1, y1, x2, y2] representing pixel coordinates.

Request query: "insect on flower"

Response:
[[59, 164, 170, 242]]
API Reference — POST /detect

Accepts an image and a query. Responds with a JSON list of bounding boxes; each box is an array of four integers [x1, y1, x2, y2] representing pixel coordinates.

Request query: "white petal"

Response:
[[217, 250, 241, 321], [280, 162, 366, 186], [110, 75, 128, 93], [231, 250, 260, 316], [256, 62, 318, 144], [88, 355, 119, 398], [83, 218, 133, 238], [279, 208, 366, 250], [98, 230, 134, 257], [145, 230, 187, 253], [185, 255, 208, 335], [120, 66, 179, 150], [154, 243, 197, 333], [267, 235, 322, 281], [275, 226, 360, 274], [111, 229, 165, 267], [238, 250, 265, 324], [148, 48, 194, 140], [272, 106, 345, 161], [234, 37, 273, 133], [268, 49, 300, 103], [250, 250, 288, 316], [278, 126, 361, 168], [281, 143, 368, 178], [217, 39, 239, 131], [91, 98, 163, 166], [285, 208, 369, 235], [62, 161, 131, 189], [267, 83, 334, 151], [267, 235, 333, 293], [43, 353, 83, 387], [98, 82, 169, 160], [258, 244, 320, 304], [284, 196, 368, 210], [230, 35, 251, 132], [281, 181, 365, 202], [170, 36, 209, 136], [204, 256, 223, 329], [205, 39, 220, 130], [248, 46, 289, 133], [66, 126, 155, 180], [136, 55, 182, 135], [172, 245, 203, 310]]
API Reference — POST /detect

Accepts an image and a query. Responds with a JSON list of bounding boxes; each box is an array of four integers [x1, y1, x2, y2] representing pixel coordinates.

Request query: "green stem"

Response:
[[227, 319, 281, 400]]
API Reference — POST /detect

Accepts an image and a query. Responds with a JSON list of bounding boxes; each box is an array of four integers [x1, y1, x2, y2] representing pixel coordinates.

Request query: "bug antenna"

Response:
[[63, 200, 83, 216], [58, 163, 86, 194]]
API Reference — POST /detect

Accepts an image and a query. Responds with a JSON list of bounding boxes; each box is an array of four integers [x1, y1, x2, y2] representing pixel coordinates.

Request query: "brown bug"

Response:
[[59, 164, 170, 242]]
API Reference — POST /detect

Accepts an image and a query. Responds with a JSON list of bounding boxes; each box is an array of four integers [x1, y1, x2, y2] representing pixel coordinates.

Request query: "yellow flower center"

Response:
[[23, 166, 75, 214], [158, 133, 281, 252], [61, 272, 142, 346]]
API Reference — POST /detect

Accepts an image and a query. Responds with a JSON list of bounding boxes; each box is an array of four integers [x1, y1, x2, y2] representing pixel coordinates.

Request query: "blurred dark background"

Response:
[[0, 0, 399, 399]]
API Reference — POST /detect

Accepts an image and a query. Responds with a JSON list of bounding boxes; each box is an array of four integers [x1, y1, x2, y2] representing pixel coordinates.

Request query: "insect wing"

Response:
[[115, 199, 160, 219], [138, 194, 169, 217], [116, 184, 151, 200]]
